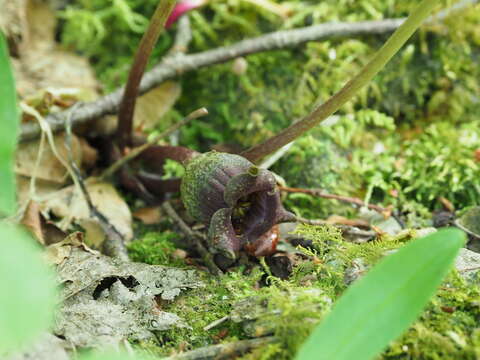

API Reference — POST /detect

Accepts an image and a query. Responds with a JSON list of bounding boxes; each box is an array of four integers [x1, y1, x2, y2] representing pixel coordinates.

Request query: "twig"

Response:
[[19, 0, 478, 142], [458, 266, 480, 273], [169, 15, 193, 54], [64, 110, 130, 261], [99, 107, 208, 180], [162, 336, 275, 360], [116, 0, 176, 148], [279, 186, 390, 214], [296, 216, 376, 239], [259, 143, 293, 170], [203, 315, 230, 331], [162, 201, 222, 275]]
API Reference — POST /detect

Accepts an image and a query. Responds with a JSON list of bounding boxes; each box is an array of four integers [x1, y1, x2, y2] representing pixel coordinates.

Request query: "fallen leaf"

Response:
[[133, 206, 163, 225], [2, 0, 98, 99], [42, 182, 133, 242], [43, 232, 87, 266], [20, 200, 45, 244], [92, 81, 181, 136], [15, 175, 63, 210], [134, 81, 182, 131], [15, 132, 82, 184]]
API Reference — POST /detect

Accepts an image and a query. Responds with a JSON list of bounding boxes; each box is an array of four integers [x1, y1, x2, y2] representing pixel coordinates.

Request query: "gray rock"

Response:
[[54, 247, 202, 348], [454, 248, 480, 281]]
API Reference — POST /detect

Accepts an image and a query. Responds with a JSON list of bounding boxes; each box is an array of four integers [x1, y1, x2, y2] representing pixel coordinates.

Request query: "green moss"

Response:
[[134, 268, 263, 356], [384, 272, 480, 359], [57, 2, 480, 358], [127, 231, 187, 267], [127, 224, 480, 360]]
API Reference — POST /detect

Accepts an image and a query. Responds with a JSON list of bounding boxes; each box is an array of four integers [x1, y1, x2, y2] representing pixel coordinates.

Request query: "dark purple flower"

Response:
[[181, 151, 295, 260]]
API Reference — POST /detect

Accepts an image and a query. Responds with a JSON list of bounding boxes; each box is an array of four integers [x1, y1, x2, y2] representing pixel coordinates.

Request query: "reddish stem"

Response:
[[116, 0, 177, 149]]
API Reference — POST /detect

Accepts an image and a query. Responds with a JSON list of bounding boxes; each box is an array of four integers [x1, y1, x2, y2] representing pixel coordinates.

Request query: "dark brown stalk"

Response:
[[241, 0, 441, 162], [116, 0, 176, 149]]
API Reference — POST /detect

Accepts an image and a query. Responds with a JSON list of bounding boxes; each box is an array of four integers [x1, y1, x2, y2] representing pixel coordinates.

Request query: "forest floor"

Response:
[[4, 0, 480, 359]]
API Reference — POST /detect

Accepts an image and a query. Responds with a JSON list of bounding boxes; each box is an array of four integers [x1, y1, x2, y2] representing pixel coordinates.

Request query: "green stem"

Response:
[[241, 0, 440, 163], [116, 0, 177, 149]]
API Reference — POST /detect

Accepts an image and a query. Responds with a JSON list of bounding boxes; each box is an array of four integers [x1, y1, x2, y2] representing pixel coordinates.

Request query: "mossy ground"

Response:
[[127, 226, 480, 359], [59, 0, 480, 358]]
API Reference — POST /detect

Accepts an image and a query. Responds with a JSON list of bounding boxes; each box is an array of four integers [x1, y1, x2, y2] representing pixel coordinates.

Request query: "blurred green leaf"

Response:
[[0, 223, 57, 355], [295, 228, 465, 360], [0, 32, 19, 216]]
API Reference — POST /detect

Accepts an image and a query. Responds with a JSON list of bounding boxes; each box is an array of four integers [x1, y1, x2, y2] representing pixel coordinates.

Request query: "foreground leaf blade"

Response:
[[296, 228, 465, 360], [0, 32, 19, 215], [0, 224, 57, 354]]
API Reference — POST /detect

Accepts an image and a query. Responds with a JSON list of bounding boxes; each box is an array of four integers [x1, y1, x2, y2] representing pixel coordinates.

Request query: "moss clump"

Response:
[[135, 268, 263, 356], [128, 224, 480, 360], [127, 231, 187, 267], [384, 272, 480, 359]]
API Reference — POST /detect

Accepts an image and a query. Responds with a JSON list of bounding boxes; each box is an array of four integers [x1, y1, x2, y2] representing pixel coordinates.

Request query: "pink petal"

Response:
[[166, 0, 206, 28]]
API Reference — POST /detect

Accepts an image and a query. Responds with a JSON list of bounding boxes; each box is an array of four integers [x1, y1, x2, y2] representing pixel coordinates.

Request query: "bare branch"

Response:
[[19, 0, 477, 142], [280, 186, 391, 215], [162, 201, 222, 275], [163, 336, 275, 360], [18, 18, 404, 141]]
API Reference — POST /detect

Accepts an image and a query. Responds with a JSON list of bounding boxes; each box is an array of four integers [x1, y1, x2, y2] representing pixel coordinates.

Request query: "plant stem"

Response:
[[241, 0, 440, 162], [116, 0, 176, 149]]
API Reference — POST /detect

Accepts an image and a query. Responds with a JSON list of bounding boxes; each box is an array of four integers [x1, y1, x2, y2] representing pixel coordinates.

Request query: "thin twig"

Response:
[[296, 216, 376, 239], [64, 114, 130, 261], [169, 15, 193, 54], [203, 315, 230, 331], [162, 336, 275, 360], [99, 107, 208, 180], [279, 186, 390, 214], [19, 0, 478, 142], [162, 201, 222, 275]]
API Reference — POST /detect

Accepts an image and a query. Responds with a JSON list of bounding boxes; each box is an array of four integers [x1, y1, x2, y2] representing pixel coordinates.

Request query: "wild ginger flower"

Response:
[[181, 151, 296, 260]]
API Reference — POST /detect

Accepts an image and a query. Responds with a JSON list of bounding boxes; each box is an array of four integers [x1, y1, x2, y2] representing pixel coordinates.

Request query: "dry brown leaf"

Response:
[[2, 0, 98, 98], [15, 132, 82, 184], [134, 81, 182, 131], [76, 219, 107, 250], [20, 200, 45, 244], [78, 137, 98, 170], [133, 206, 162, 225], [42, 182, 133, 242], [15, 175, 63, 209], [93, 81, 181, 136], [43, 231, 88, 265]]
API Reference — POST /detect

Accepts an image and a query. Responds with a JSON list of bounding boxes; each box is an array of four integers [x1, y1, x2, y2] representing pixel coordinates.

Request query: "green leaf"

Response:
[[0, 32, 19, 216], [295, 228, 465, 360], [0, 223, 57, 355]]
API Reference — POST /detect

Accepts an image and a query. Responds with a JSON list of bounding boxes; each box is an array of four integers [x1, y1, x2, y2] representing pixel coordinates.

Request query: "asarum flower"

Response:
[[181, 151, 296, 260]]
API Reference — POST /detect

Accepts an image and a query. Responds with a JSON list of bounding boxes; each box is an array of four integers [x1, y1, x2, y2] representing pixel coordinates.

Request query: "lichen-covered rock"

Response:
[[54, 246, 202, 348]]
